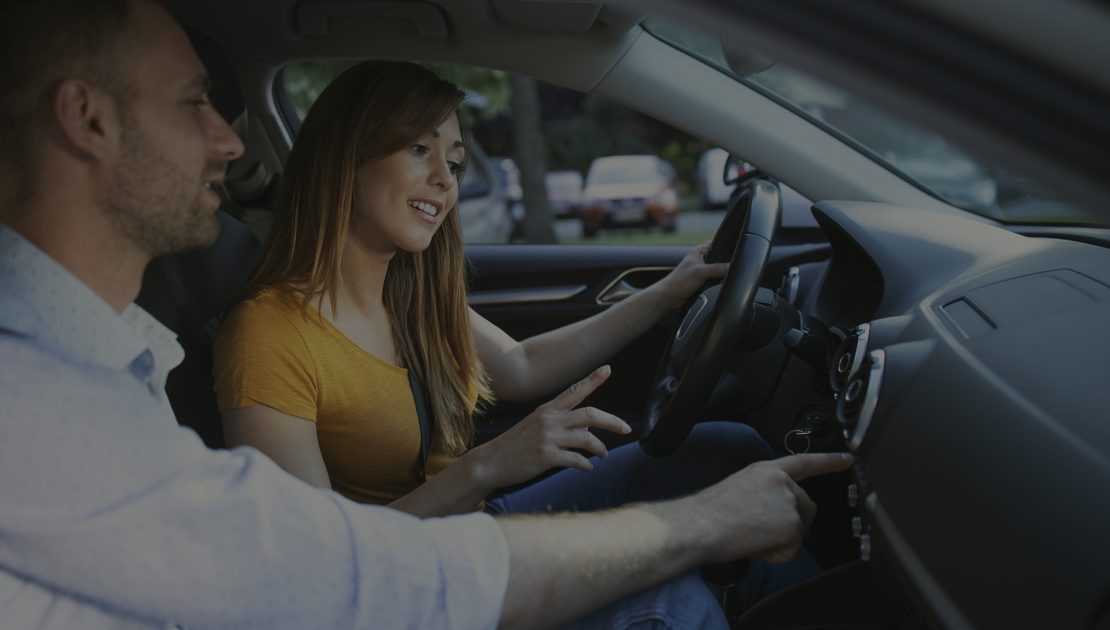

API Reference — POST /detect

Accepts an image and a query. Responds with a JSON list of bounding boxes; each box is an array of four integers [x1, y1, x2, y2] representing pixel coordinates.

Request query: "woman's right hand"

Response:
[[466, 365, 632, 491]]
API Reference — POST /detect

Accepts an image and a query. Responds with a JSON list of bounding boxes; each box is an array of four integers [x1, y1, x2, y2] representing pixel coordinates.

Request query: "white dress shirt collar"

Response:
[[0, 224, 183, 379]]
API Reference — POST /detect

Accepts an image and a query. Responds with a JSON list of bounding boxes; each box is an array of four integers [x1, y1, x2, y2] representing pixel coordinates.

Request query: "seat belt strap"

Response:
[[407, 371, 435, 481]]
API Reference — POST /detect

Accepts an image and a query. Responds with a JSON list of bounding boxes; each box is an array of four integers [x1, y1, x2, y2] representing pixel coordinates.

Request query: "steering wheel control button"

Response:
[[851, 516, 863, 538], [848, 483, 859, 507], [859, 534, 872, 562]]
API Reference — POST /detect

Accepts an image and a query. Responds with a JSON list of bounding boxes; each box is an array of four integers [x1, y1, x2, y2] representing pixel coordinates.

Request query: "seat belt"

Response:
[[407, 371, 435, 481]]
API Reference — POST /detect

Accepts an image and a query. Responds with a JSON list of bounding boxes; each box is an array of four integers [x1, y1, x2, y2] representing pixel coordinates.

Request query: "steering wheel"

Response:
[[639, 179, 781, 457]]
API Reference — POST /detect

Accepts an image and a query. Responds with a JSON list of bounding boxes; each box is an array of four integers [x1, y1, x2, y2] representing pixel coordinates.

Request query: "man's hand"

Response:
[[693, 453, 854, 564], [495, 451, 853, 628]]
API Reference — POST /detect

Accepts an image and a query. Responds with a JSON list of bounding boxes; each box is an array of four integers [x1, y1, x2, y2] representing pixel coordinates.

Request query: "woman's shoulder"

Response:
[[229, 285, 302, 317], [222, 286, 318, 336]]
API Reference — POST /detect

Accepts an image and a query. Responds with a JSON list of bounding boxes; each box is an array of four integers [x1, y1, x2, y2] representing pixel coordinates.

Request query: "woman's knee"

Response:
[[678, 422, 775, 469]]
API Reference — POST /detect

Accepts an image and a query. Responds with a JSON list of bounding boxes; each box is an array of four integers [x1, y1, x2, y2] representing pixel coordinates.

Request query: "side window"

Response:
[[459, 158, 491, 200], [281, 61, 740, 245]]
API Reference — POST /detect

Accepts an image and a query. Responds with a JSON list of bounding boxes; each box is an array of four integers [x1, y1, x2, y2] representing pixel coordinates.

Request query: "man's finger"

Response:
[[757, 546, 801, 565], [547, 365, 611, 411], [563, 406, 631, 435], [788, 481, 818, 530], [773, 452, 854, 482]]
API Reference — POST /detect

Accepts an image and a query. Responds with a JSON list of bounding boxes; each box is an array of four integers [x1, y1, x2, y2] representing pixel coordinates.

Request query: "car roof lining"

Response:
[[169, 0, 642, 93]]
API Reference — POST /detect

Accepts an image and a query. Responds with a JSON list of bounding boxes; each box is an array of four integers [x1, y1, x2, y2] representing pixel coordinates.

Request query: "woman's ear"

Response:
[[52, 79, 121, 161]]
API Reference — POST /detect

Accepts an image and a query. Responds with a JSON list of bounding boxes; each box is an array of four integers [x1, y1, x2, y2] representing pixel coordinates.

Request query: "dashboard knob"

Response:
[[859, 534, 872, 561], [851, 516, 863, 538], [847, 483, 859, 507]]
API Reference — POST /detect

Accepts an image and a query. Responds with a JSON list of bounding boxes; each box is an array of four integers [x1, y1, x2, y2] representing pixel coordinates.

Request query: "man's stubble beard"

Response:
[[104, 110, 220, 260]]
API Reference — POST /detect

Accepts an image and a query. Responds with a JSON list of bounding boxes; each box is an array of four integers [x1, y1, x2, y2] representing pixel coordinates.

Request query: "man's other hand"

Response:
[[695, 452, 854, 564]]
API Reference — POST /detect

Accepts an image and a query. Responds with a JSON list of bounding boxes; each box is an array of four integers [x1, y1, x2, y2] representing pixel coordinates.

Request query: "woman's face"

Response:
[[350, 114, 464, 255]]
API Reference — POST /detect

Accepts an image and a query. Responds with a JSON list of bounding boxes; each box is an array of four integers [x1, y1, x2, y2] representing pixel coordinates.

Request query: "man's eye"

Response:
[[189, 97, 211, 108]]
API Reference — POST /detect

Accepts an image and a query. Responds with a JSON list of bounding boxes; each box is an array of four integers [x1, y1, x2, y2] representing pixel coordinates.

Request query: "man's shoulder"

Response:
[[0, 335, 72, 380], [0, 335, 128, 409]]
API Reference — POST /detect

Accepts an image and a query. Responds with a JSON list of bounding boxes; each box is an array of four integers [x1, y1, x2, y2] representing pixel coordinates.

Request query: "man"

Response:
[[0, 0, 853, 627]]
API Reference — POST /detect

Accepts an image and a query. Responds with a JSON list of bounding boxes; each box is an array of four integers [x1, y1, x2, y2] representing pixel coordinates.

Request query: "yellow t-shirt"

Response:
[[212, 287, 458, 505]]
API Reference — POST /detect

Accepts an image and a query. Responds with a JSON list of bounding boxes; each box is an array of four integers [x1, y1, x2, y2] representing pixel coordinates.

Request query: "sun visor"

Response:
[[294, 0, 449, 38], [491, 0, 602, 33]]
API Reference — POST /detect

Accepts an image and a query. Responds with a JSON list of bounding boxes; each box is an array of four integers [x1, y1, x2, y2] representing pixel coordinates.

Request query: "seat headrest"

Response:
[[185, 27, 245, 125], [178, 211, 261, 321]]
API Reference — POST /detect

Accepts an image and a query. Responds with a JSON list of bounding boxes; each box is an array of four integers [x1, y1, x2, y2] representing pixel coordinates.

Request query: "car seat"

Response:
[[137, 213, 260, 447]]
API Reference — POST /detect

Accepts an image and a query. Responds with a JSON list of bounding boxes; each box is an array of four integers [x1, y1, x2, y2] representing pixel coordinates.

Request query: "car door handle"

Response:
[[596, 267, 673, 305]]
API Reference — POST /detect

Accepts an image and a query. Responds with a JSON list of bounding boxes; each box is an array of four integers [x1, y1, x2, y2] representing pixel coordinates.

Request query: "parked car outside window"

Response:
[[577, 155, 678, 237], [544, 170, 583, 219], [456, 137, 514, 243]]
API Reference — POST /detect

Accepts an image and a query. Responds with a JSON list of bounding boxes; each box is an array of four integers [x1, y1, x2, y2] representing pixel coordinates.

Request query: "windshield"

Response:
[[587, 157, 666, 187], [644, 19, 1100, 227]]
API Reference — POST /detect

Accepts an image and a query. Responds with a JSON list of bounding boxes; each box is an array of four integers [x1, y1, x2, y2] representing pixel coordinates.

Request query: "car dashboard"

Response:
[[803, 200, 1110, 628]]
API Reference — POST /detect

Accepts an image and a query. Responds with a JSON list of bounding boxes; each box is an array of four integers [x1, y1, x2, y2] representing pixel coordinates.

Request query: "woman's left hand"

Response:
[[655, 242, 729, 309]]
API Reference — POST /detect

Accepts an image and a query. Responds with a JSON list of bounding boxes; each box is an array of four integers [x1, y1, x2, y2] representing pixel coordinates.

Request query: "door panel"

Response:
[[465, 240, 830, 444]]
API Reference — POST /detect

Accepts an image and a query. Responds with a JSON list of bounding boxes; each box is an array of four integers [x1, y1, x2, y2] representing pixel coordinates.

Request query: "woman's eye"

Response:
[[412, 143, 430, 155], [448, 161, 463, 174]]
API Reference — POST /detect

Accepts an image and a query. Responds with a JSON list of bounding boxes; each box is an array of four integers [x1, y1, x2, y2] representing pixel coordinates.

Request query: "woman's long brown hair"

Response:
[[244, 60, 492, 454]]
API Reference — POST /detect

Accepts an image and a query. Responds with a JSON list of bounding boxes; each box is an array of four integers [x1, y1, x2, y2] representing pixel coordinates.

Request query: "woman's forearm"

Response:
[[500, 283, 676, 401], [476, 244, 726, 403], [386, 451, 495, 518]]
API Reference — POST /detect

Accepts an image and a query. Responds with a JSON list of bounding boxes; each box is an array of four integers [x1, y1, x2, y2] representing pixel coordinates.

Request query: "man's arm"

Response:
[[495, 453, 853, 629], [0, 346, 509, 630]]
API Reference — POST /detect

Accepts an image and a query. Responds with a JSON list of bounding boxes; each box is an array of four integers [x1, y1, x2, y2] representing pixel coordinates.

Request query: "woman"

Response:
[[212, 61, 778, 520]]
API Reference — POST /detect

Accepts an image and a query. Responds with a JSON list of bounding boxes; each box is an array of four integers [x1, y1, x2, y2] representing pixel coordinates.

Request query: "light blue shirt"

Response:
[[0, 225, 509, 629]]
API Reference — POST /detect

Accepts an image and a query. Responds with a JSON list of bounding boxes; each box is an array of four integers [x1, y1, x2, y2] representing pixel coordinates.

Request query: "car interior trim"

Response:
[[846, 348, 884, 451], [871, 499, 974, 630], [595, 266, 675, 305], [295, 1, 450, 38], [467, 284, 588, 306]]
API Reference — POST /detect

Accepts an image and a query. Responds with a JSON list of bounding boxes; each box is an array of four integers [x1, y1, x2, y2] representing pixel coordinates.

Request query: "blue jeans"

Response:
[[484, 422, 819, 629]]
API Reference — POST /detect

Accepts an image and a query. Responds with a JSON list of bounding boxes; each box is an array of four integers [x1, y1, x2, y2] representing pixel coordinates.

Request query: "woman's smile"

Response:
[[408, 198, 444, 224]]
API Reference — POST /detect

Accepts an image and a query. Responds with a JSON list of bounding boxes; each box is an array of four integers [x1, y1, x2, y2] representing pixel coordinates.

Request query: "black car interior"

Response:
[[138, 7, 1110, 629]]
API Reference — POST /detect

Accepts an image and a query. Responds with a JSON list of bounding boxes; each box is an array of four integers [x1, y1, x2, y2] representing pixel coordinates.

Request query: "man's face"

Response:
[[104, 0, 244, 258]]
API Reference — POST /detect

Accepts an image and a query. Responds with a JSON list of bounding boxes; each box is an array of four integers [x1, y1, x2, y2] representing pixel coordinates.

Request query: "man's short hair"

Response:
[[0, 0, 135, 177]]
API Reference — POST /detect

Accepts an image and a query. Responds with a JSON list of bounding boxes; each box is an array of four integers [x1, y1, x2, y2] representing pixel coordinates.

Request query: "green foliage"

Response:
[[283, 60, 359, 120], [282, 60, 510, 122], [425, 63, 510, 119]]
